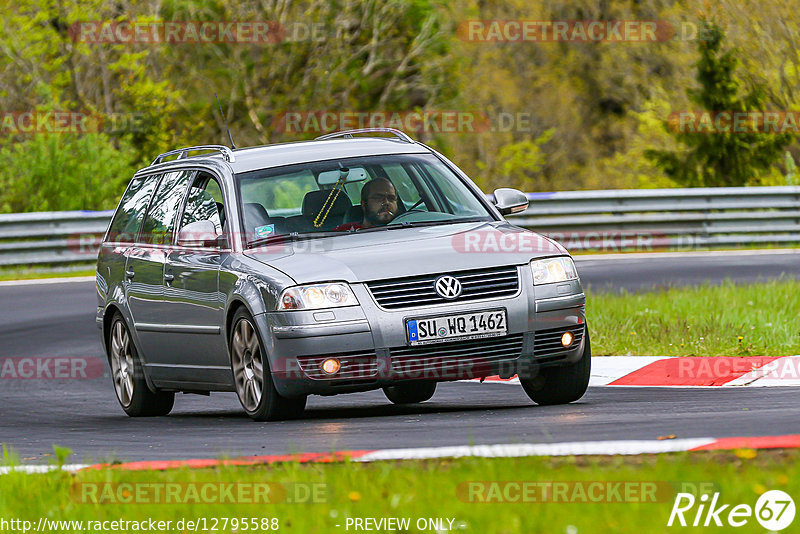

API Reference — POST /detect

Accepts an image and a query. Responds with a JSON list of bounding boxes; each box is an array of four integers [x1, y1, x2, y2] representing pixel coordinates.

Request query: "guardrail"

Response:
[[1, 186, 799, 266], [515, 186, 800, 251]]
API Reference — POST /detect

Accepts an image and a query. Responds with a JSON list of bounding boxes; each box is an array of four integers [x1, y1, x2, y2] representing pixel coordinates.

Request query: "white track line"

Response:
[[355, 439, 717, 461], [0, 464, 89, 474]]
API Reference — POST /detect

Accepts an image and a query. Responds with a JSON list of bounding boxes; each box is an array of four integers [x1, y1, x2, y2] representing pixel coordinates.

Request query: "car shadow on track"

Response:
[[106, 400, 591, 424]]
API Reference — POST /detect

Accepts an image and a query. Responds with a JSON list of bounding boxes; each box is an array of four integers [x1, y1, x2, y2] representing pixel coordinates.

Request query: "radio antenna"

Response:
[[215, 92, 236, 149]]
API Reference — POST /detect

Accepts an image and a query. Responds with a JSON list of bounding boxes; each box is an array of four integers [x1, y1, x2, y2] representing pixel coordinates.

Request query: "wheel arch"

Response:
[[102, 303, 158, 393]]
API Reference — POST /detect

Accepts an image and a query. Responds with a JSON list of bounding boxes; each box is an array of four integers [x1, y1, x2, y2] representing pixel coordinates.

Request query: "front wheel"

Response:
[[230, 308, 306, 421], [520, 330, 591, 405], [383, 381, 437, 404], [108, 313, 174, 417]]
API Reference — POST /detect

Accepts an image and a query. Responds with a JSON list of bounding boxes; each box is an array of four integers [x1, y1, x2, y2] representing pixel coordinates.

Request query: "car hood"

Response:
[[243, 221, 567, 284]]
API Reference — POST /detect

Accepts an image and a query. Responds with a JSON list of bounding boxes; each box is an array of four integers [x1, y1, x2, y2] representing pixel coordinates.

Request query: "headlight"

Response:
[[530, 257, 578, 285], [278, 283, 359, 310]]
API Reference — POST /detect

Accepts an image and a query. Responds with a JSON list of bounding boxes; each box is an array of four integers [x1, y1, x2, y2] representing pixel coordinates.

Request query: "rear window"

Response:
[[106, 174, 160, 243]]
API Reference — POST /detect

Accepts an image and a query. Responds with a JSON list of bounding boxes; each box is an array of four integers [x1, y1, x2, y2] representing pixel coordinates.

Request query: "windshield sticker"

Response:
[[255, 224, 275, 238]]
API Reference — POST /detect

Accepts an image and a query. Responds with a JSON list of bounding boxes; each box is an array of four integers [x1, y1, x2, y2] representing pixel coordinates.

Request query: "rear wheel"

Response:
[[383, 381, 437, 404], [108, 313, 174, 417], [521, 330, 591, 405], [230, 308, 306, 421]]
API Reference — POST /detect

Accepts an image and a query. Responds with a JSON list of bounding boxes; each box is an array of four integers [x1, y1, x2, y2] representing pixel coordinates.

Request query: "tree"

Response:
[[646, 19, 791, 187]]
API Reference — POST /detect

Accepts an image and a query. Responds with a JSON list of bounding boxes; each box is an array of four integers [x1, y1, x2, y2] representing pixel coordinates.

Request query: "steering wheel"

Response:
[[390, 198, 429, 222]]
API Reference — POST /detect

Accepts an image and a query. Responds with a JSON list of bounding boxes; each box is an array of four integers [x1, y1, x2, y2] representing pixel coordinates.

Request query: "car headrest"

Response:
[[344, 204, 363, 224], [302, 190, 352, 219], [243, 202, 270, 230]]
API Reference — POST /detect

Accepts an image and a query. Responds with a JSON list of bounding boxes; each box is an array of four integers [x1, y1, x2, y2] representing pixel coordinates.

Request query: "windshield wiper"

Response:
[[247, 231, 341, 249], [383, 217, 490, 230]]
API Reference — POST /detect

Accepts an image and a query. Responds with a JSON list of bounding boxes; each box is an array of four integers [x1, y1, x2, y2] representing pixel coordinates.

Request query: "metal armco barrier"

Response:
[[1, 186, 799, 266], [514, 186, 800, 251]]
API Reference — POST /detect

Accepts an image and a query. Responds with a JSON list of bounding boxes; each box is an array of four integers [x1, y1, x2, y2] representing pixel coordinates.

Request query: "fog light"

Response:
[[321, 358, 341, 375], [561, 332, 574, 347]]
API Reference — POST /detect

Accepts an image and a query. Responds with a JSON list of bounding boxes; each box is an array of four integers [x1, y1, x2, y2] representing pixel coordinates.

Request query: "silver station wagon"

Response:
[[96, 128, 590, 421]]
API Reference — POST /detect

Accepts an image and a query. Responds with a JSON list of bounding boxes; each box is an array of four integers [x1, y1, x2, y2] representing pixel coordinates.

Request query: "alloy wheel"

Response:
[[232, 318, 264, 412]]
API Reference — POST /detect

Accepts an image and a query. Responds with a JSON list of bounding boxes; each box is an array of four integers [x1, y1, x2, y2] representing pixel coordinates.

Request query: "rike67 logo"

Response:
[[668, 490, 795, 530]]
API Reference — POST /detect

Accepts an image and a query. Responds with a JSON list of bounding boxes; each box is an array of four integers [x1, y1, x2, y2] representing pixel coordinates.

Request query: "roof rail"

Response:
[[150, 145, 236, 166], [315, 128, 414, 144]]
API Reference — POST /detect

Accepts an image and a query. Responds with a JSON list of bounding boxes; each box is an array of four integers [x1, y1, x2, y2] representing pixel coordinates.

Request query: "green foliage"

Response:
[[52, 445, 73, 468], [646, 19, 792, 187], [0, 134, 141, 213], [494, 129, 554, 190], [785, 151, 798, 185], [1, 448, 800, 534], [2, 0, 800, 211]]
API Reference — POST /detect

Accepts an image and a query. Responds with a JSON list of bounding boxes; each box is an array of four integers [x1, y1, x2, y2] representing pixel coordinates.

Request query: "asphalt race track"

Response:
[[1, 251, 798, 464]]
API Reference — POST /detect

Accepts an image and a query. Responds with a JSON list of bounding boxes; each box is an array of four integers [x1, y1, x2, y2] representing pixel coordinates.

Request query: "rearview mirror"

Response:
[[177, 220, 222, 248], [318, 166, 368, 186], [493, 188, 529, 216]]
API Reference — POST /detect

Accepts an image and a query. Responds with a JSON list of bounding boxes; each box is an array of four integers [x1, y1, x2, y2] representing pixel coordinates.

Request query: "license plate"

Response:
[[406, 309, 507, 346]]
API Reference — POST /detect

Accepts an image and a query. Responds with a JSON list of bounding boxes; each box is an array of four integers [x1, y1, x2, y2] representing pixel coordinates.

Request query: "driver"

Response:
[[334, 177, 398, 231]]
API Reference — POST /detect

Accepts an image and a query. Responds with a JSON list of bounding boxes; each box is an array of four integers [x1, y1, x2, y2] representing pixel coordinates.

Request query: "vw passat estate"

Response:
[[96, 128, 589, 420]]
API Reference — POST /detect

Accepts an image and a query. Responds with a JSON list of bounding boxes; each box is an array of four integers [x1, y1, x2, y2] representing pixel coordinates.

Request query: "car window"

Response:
[[240, 170, 318, 217], [421, 162, 487, 217], [180, 173, 225, 234], [106, 174, 160, 243], [139, 170, 194, 245], [237, 154, 492, 244], [383, 163, 422, 209]]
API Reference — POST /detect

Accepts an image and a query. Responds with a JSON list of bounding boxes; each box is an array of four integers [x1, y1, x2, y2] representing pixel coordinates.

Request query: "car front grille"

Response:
[[366, 266, 520, 310], [389, 333, 524, 380], [296, 351, 378, 380], [533, 325, 585, 357]]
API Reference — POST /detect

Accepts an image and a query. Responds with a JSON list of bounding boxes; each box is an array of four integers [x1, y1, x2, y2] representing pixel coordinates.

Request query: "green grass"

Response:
[[1, 450, 797, 533], [0, 266, 95, 281], [588, 279, 800, 357]]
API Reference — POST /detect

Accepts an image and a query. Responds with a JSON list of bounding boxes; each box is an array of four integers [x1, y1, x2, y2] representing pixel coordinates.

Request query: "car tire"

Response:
[[108, 312, 174, 417], [520, 329, 591, 406], [383, 381, 437, 404], [230, 307, 306, 421]]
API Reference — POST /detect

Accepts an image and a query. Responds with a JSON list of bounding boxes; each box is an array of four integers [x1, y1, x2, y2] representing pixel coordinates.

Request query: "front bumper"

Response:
[[259, 266, 586, 397]]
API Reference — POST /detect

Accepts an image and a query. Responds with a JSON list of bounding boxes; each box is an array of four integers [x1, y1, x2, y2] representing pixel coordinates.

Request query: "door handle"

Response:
[[125, 270, 135, 280], [163, 273, 174, 282]]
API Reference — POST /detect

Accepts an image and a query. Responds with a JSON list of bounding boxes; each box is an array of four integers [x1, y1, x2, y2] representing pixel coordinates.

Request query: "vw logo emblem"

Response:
[[434, 275, 462, 299]]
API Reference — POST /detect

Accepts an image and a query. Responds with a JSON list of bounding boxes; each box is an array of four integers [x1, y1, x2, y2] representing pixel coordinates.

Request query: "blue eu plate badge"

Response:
[[407, 320, 419, 342]]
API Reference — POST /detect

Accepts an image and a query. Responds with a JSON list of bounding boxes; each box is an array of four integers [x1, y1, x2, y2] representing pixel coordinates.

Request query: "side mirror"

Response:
[[177, 220, 222, 248], [493, 188, 529, 216]]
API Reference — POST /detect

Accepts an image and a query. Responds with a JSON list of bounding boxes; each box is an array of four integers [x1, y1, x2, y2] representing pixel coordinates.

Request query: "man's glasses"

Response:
[[368, 194, 398, 203]]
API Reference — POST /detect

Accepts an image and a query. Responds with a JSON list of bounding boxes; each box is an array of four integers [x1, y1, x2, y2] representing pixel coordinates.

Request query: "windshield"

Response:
[[237, 153, 493, 245]]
